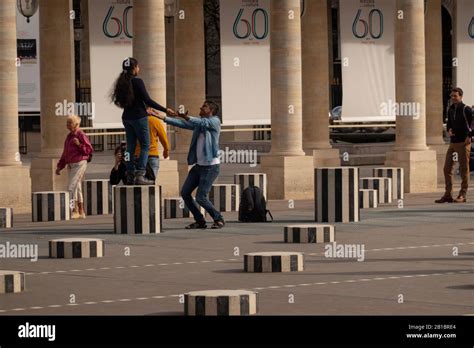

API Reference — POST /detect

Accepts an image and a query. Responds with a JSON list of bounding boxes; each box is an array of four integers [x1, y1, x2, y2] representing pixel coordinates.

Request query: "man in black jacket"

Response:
[[436, 87, 473, 203]]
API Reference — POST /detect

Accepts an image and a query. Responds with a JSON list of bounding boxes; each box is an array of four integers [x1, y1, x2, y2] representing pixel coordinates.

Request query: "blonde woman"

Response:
[[56, 115, 93, 219]]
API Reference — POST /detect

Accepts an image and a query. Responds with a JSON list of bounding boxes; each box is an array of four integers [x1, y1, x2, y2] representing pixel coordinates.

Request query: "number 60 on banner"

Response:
[[352, 8, 384, 40], [103, 5, 133, 39], [233, 8, 269, 40]]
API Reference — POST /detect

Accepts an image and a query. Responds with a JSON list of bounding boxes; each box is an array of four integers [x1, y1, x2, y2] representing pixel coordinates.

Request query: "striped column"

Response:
[[359, 189, 378, 209], [244, 252, 304, 273], [209, 184, 240, 212], [114, 186, 162, 234], [284, 224, 335, 243], [360, 178, 392, 204], [185, 290, 258, 316], [83, 180, 113, 215], [164, 198, 205, 219], [32, 192, 70, 222], [315, 167, 359, 223], [49, 238, 105, 258], [0, 208, 13, 229], [0, 270, 25, 294], [373, 167, 404, 200], [234, 173, 267, 199]]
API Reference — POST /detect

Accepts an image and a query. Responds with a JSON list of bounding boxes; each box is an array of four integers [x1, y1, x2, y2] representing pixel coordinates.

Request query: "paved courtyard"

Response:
[[1, 189, 473, 316]]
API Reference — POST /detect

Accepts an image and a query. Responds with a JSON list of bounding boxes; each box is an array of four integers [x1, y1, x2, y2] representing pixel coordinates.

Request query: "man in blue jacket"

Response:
[[154, 101, 225, 229]]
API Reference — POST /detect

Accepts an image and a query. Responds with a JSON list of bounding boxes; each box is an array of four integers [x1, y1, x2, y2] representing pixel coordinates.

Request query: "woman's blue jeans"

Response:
[[123, 117, 150, 173]]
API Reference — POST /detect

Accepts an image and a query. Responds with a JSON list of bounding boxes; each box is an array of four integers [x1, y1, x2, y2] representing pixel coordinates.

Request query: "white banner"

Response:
[[89, 0, 133, 128], [16, 7, 40, 113], [220, 0, 271, 126], [457, 0, 474, 105], [340, 0, 396, 122]]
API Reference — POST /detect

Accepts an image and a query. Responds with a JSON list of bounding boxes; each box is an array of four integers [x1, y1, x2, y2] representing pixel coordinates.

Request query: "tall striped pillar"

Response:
[[83, 180, 113, 215], [360, 177, 392, 204], [209, 184, 240, 212], [373, 167, 404, 200], [234, 173, 267, 199], [114, 186, 162, 234], [315, 167, 359, 223], [32, 192, 70, 222], [0, 208, 13, 229]]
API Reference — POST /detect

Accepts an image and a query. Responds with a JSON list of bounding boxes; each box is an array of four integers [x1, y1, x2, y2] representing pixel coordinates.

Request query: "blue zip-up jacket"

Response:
[[164, 115, 221, 165]]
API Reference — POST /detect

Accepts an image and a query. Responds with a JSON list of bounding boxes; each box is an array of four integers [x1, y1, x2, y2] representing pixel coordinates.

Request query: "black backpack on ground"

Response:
[[239, 186, 273, 223]]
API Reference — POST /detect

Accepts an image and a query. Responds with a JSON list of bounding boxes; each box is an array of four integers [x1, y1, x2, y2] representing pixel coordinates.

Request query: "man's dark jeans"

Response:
[[181, 164, 223, 223]]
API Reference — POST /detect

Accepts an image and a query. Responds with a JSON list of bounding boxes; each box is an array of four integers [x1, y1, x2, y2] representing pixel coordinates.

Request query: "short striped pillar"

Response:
[[373, 167, 404, 200], [0, 208, 13, 229], [234, 173, 267, 199], [0, 270, 25, 294], [114, 186, 162, 234], [284, 225, 335, 243], [83, 180, 113, 215], [164, 198, 205, 219], [360, 177, 392, 204], [32, 192, 70, 222], [315, 167, 359, 223], [244, 252, 304, 273], [359, 189, 378, 209], [209, 184, 240, 212], [49, 238, 105, 259], [184, 290, 258, 316]]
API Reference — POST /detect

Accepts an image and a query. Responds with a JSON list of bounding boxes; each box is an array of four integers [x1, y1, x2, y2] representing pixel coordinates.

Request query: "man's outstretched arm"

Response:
[[163, 116, 195, 130]]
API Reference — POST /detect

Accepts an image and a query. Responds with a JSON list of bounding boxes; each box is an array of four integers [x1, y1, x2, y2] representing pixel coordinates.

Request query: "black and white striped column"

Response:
[[360, 177, 392, 204], [373, 167, 404, 200], [0, 208, 13, 229], [49, 238, 105, 258], [83, 180, 113, 215], [164, 198, 205, 219], [244, 252, 304, 272], [32, 192, 70, 222], [0, 270, 25, 294], [284, 225, 335, 243], [114, 186, 162, 234], [184, 290, 258, 316], [359, 189, 378, 209], [209, 184, 240, 212], [234, 173, 267, 199], [315, 167, 359, 223]]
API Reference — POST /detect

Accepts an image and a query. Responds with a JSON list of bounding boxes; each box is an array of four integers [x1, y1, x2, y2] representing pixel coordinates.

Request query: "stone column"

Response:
[[260, 0, 313, 200], [301, 0, 340, 166], [174, 0, 206, 187], [30, 0, 74, 192], [385, 0, 437, 193], [133, 0, 179, 197], [425, 0, 448, 184], [0, 0, 32, 213]]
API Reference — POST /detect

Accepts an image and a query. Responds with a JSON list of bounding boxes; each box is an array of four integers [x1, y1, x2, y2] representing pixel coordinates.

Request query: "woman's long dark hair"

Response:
[[110, 57, 138, 109]]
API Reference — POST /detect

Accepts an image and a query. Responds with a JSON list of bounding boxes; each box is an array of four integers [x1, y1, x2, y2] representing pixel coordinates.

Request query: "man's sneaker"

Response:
[[185, 222, 207, 230], [435, 196, 453, 203], [454, 196, 466, 203]]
